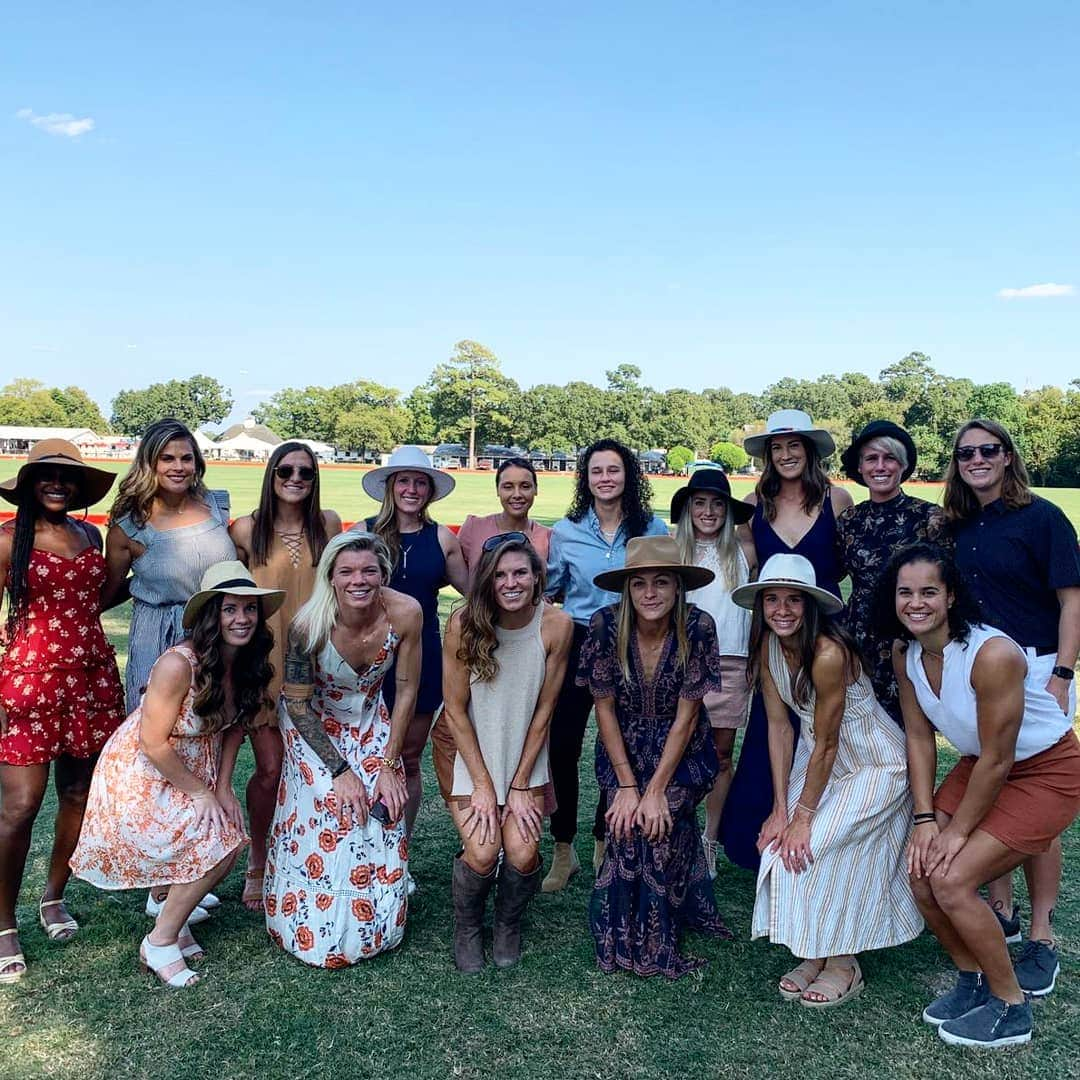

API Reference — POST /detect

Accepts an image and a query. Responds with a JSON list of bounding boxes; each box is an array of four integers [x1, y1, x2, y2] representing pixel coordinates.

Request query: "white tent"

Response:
[[192, 429, 217, 452], [213, 432, 275, 460]]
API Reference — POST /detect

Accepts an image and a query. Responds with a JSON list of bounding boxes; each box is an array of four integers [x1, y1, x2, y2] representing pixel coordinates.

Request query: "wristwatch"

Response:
[[1051, 665, 1075, 681], [381, 755, 403, 770]]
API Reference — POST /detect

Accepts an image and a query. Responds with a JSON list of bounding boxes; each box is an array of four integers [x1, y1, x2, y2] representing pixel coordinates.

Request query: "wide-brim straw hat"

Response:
[[742, 410, 836, 462], [841, 420, 918, 485], [593, 534, 715, 593], [361, 445, 455, 503], [670, 468, 754, 526], [730, 553, 843, 615], [182, 560, 287, 629], [0, 439, 116, 512]]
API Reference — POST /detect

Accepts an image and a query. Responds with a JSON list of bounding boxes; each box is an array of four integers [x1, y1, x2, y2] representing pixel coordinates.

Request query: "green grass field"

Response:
[[3, 461, 1079, 1079]]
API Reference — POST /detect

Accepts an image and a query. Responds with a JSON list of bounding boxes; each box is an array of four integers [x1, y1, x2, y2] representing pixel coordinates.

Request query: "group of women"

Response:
[[0, 411, 1077, 1051]]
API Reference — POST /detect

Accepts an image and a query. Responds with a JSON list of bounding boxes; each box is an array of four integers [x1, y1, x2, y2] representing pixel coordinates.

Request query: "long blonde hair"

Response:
[[675, 502, 741, 590], [291, 531, 393, 655], [109, 418, 209, 527], [369, 485, 434, 571], [615, 578, 691, 683]]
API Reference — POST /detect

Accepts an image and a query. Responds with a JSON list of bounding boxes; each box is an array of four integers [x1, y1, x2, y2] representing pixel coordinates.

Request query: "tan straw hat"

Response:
[[0, 439, 116, 512], [361, 445, 455, 503], [182, 560, 287, 629], [730, 553, 843, 615], [593, 534, 715, 593]]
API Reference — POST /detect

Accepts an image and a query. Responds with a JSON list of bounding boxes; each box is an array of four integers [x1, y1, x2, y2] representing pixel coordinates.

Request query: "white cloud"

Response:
[[16, 107, 95, 137], [997, 282, 1075, 300]]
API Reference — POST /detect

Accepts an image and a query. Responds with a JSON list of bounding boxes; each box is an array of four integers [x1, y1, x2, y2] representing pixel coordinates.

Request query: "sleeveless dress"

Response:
[[721, 496, 844, 870], [450, 602, 549, 803], [0, 542, 125, 766], [70, 644, 248, 888], [117, 491, 236, 712], [751, 634, 922, 957], [265, 628, 409, 967], [249, 528, 319, 728]]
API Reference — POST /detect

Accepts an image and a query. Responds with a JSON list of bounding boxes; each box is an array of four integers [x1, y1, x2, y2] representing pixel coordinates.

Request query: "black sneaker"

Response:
[[1014, 939, 1060, 997], [938, 996, 1033, 1049], [922, 970, 989, 1026], [992, 903, 1022, 945]]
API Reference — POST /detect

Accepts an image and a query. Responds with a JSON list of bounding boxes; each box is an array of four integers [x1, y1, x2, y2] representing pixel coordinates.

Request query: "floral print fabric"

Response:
[[577, 604, 732, 978], [70, 644, 247, 888], [0, 546, 124, 766], [265, 632, 408, 968]]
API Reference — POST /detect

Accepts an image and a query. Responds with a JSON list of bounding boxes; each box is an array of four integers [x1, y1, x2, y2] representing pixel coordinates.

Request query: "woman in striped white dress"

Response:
[[733, 554, 922, 1007]]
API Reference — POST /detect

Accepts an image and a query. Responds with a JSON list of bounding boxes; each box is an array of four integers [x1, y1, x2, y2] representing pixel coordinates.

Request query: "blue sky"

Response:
[[3, 2, 1077, 426]]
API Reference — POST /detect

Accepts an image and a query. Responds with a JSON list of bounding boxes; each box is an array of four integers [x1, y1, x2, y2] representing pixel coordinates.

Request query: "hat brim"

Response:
[[841, 423, 917, 485], [361, 464, 455, 503], [670, 486, 754, 526], [730, 578, 843, 615], [0, 459, 116, 512], [182, 586, 288, 630], [743, 430, 836, 462], [593, 562, 715, 593]]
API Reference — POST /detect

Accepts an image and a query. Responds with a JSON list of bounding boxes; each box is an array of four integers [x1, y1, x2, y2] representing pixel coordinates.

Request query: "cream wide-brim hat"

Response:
[[361, 445, 456, 503], [182, 560, 287, 630], [742, 410, 836, 462], [730, 553, 843, 615]]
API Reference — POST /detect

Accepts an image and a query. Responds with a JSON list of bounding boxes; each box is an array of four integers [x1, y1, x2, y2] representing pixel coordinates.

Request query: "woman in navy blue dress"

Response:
[[720, 411, 852, 871]]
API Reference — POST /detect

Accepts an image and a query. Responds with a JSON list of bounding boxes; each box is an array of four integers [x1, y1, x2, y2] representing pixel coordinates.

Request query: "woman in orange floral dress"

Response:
[[266, 532, 421, 967], [71, 561, 284, 988]]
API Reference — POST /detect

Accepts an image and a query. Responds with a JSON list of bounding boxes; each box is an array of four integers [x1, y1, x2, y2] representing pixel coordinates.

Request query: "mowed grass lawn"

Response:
[[3, 461, 1079, 1079]]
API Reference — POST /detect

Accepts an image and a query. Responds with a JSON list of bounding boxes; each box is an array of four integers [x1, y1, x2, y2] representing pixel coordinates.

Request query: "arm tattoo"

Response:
[[283, 630, 347, 776]]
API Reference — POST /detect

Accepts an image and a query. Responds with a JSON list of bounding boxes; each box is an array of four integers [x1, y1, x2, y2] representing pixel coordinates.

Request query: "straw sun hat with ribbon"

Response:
[[593, 535, 715, 593], [182, 560, 287, 630], [742, 409, 836, 462], [730, 553, 843, 615], [361, 445, 456, 503], [0, 439, 116, 512]]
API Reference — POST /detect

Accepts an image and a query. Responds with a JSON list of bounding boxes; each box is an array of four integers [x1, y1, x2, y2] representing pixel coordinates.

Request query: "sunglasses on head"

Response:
[[274, 465, 315, 482], [954, 444, 1004, 462], [482, 531, 529, 553]]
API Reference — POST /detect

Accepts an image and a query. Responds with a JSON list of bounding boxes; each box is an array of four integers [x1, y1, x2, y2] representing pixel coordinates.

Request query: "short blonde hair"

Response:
[[861, 436, 908, 472]]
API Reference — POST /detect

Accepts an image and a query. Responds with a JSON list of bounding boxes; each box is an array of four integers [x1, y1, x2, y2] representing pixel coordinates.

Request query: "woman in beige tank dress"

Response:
[[441, 534, 572, 972], [230, 442, 341, 909]]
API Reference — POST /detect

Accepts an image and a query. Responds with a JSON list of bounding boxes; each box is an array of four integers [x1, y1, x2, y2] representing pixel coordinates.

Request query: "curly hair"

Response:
[[249, 442, 329, 567], [188, 595, 275, 732], [456, 538, 545, 681], [873, 541, 981, 650], [755, 435, 831, 521], [942, 419, 1033, 522], [566, 439, 655, 538]]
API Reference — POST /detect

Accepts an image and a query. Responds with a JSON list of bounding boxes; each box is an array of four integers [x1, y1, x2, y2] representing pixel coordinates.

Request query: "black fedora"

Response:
[[841, 421, 918, 484], [670, 468, 753, 526]]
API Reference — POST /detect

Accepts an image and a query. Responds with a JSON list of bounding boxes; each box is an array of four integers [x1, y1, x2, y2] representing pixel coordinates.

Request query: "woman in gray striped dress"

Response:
[[733, 554, 922, 1008]]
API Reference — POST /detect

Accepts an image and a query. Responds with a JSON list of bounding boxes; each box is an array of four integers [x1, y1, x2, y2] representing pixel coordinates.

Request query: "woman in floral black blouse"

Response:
[[836, 421, 948, 723]]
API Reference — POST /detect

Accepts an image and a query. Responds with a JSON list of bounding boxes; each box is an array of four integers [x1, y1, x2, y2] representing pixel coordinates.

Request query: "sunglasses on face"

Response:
[[954, 444, 1004, 462], [482, 531, 529, 552], [274, 465, 315, 482]]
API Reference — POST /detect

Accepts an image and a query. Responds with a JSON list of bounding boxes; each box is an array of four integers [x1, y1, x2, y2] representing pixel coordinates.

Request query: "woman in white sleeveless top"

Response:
[[671, 469, 757, 878], [887, 543, 1080, 1049], [442, 534, 572, 972]]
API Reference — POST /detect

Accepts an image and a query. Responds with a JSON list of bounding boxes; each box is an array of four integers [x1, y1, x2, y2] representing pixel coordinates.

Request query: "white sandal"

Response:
[[139, 935, 200, 988], [199, 892, 222, 911], [145, 892, 209, 924], [700, 834, 720, 880], [177, 924, 204, 961], [39, 898, 79, 942], [0, 929, 27, 985]]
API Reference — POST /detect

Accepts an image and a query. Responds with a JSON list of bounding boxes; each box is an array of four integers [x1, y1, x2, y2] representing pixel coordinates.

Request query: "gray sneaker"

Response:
[[938, 996, 1033, 1049], [922, 970, 989, 1026], [992, 903, 1022, 945], [1014, 939, 1059, 997]]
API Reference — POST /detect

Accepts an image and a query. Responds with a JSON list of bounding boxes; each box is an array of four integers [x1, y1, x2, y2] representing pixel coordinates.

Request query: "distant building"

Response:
[[528, 448, 575, 472], [638, 449, 667, 475], [211, 418, 282, 461], [0, 426, 100, 455], [433, 443, 469, 469]]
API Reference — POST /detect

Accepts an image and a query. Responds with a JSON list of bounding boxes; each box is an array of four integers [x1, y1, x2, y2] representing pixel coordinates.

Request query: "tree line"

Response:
[[4, 343, 1079, 485]]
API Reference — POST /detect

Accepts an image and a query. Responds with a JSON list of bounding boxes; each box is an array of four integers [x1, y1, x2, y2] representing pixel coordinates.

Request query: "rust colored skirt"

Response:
[[935, 732, 1080, 855]]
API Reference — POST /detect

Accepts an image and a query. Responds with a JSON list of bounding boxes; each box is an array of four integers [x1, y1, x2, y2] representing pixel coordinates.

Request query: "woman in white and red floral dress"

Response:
[[266, 531, 421, 967]]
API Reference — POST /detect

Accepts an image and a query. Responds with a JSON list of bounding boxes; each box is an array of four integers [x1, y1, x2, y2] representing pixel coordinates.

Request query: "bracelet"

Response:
[[912, 812, 936, 822], [380, 756, 402, 771], [795, 802, 816, 816], [618, 783, 638, 789], [912, 819, 936, 827], [509, 785, 530, 792], [609, 760, 629, 768], [330, 760, 350, 779]]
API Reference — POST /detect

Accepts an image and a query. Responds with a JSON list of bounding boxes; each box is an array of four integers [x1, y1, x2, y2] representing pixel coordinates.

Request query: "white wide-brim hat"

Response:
[[730, 553, 843, 615], [743, 409, 836, 462], [361, 445, 456, 503], [182, 560, 287, 629]]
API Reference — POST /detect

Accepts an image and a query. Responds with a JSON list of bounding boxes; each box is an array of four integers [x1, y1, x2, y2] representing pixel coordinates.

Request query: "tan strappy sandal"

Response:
[[800, 957, 865, 1008], [39, 898, 79, 942], [779, 958, 825, 1000], [241, 868, 265, 912], [0, 929, 27, 985]]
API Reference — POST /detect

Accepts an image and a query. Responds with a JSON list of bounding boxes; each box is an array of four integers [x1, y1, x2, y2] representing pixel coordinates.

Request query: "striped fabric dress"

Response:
[[751, 633, 923, 958]]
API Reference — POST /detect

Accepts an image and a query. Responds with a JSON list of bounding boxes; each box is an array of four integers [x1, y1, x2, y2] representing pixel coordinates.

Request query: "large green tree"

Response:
[[111, 375, 232, 436], [0, 379, 110, 430], [254, 379, 407, 448]]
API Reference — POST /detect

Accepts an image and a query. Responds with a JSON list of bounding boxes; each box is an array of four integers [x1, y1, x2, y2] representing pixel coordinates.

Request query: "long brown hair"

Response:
[[746, 589, 861, 708], [755, 435, 830, 521], [250, 442, 329, 567], [942, 419, 1033, 522], [188, 594, 275, 732], [615, 577, 691, 683], [369, 483, 434, 570], [457, 538, 545, 682], [109, 418, 209, 527]]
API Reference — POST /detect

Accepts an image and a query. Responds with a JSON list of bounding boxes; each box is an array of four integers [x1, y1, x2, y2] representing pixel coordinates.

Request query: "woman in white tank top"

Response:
[[671, 469, 757, 878], [886, 544, 1080, 1049], [441, 534, 573, 973]]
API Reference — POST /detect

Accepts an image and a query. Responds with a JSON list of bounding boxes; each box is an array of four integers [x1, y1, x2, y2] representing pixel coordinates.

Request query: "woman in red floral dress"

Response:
[[0, 440, 124, 985]]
